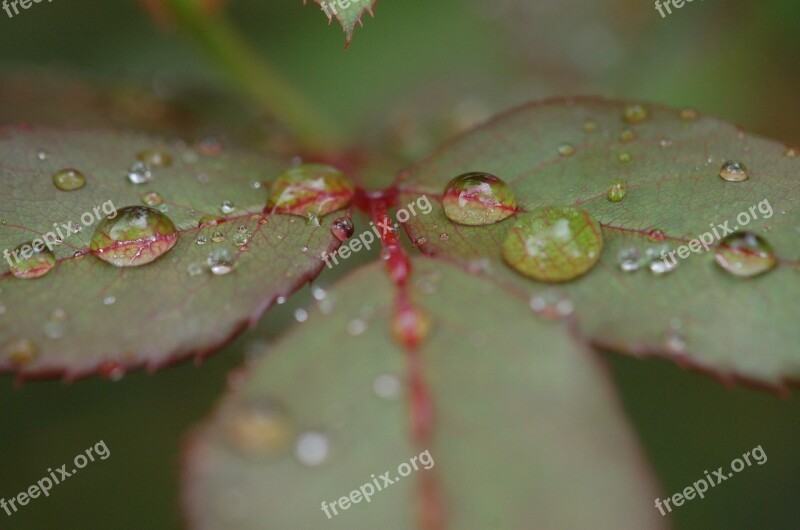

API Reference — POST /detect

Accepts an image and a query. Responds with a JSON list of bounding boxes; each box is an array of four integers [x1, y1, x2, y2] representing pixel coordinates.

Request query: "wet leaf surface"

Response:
[[306, 0, 377, 46], [183, 258, 664, 530], [397, 97, 800, 388]]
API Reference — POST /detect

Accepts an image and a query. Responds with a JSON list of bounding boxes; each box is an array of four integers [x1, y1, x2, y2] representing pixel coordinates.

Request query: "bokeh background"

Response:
[[1, 0, 798, 528]]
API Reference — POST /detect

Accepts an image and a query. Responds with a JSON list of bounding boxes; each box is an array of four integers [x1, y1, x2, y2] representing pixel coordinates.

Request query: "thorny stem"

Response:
[[161, 0, 343, 152]]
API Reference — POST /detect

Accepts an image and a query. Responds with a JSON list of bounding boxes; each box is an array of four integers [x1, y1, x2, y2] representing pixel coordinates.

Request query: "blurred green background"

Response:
[[1, 0, 799, 528]]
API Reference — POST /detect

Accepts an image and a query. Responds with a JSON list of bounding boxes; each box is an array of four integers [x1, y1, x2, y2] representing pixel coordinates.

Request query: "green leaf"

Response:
[[0, 127, 344, 380], [306, 0, 377, 46], [397, 97, 800, 388], [182, 258, 664, 529]]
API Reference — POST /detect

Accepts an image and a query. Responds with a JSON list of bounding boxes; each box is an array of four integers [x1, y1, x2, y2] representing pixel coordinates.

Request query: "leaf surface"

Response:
[[182, 258, 664, 529], [0, 127, 343, 379], [396, 97, 800, 388], [306, 0, 377, 46]]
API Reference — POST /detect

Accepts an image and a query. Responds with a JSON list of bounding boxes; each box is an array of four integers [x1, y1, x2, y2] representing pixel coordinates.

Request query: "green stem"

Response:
[[163, 0, 342, 151]]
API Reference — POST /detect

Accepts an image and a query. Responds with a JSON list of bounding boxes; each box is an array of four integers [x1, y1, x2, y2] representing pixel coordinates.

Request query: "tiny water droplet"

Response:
[[679, 108, 699, 122], [619, 129, 635, 143], [714, 232, 776, 278], [607, 180, 627, 202], [276, 296, 286, 305], [8, 242, 56, 279], [618, 247, 641, 272], [784, 147, 798, 158], [136, 149, 172, 168], [312, 286, 326, 300], [558, 143, 575, 157], [103, 295, 116, 305], [5, 338, 38, 365], [141, 191, 164, 206], [413, 236, 428, 247], [373, 374, 401, 399], [126, 161, 152, 184], [233, 233, 249, 247], [502, 206, 603, 283], [391, 306, 432, 348], [220, 200, 236, 215], [295, 431, 330, 467], [211, 231, 225, 243], [294, 308, 308, 322], [659, 138, 673, 148], [43, 320, 65, 339], [439, 233, 449, 241], [90, 206, 178, 267], [623, 103, 650, 124], [226, 397, 292, 457], [529, 289, 574, 319], [331, 217, 354, 242], [198, 215, 221, 228], [187, 262, 203, 276], [208, 248, 235, 275], [583, 120, 598, 133], [618, 152, 632, 163], [346, 318, 367, 336], [52, 169, 86, 191], [196, 236, 207, 245], [647, 229, 666, 242], [646, 246, 677, 275], [36, 150, 47, 161], [443, 172, 517, 226], [719, 161, 748, 182]]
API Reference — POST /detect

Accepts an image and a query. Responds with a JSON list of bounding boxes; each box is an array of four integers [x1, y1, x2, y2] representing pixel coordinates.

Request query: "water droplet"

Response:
[[276, 296, 286, 305], [583, 120, 598, 133], [295, 431, 330, 467], [211, 231, 225, 243], [141, 191, 164, 206], [622, 103, 650, 124], [52, 169, 86, 191], [136, 149, 171, 168], [785, 148, 798, 158], [373, 374, 401, 399], [251, 181, 262, 189], [443, 172, 517, 226], [659, 138, 673, 148], [126, 161, 152, 184], [294, 308, 308, 322], [266, 164, 354, 219], [198, 215, 221, 228], [714, 232, 777, 278], [208, 248, 235, 275], [529, 289, 574, 319], [90, 206, 178, 267], [187, 262, 204, 276], [103, 295, 116, 305], [391, 306, 432, 348], [617, 247, 641, 272], [679, 108, 699, 122], [7, 241, 56, 279], [197, 137, 223, 156], [51, 308, 67, 321], [618, 152, 632, 163], [220, 200, 236, 215], [43, 320, 64, 340], [439, 233, 449, 241], [329, 215, 355, 242], [226, 397, 292, 457], [645, 246, 677, 275], [4, 338, 38, 365], [312, 286, 326, 301], [647, 229, 666, 242], [502, 206, 603, 283], [36, 150, 47, 161], [607, 180, 627, 202], [719, 161, 749, 182], [619, 129, 635, 143], [196, 236, 207, 245], [346, 318, 367, 336], [558, 143, 575, 157], [233, 233, 249, 247]]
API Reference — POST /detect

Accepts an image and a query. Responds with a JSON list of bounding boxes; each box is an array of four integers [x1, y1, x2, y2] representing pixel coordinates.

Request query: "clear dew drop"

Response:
[[90, 206, 178, 267], [52, 169, 86, 191], [373, 374, 401, 399], [660, 138, 673, 148], [607, 180, 627, 202], [136, 149, 172, 168], [196, 236, 208, 245], [294, 308, 308, 322], [208, 248, 235, 275], [714, 232, 777, 278], [529, 289, 574, 320], [442, 172, 518, 226], [619, 129, 635, 143], [233, 233, 249, 247], [331, 217, 355, 242], [126, 161, 152, 184], [295, 431, 330, 467], [311, 286, 326, 301], [211, 231, 225, 243], [103, 295, 116, 305], [265, 164, 355, 219], [719, 161, 749, 182], [622, 103, 650, 124], [276, 296, 286, 305], [618, 152, 632, 163], [647, 229, 666, 242], [36, 150, 47, 161], [646, 246, 676, 275], [220, 200, 236, 215], [617, 247, 641, 272], [439, 233, 449, 241], [8, 242, 56, 279], [558, 143, 575, 157]]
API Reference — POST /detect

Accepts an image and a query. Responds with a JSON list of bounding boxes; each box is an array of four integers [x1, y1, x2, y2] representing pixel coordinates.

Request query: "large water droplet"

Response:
[[295, 431, 330, 466], [266, 164, 354, 219], [220, 200, 236, 215], [442, 172, 517, 226], [607, 180, 627, 202], [52, 169, 86, 191], [714, 232, 777, 277], [331, 216, 354, 241], [502, 206, 603, 283], [208, 248, 235, 275], [719, 161, 749, 182], [8, 242, 56, 279], [90, 206, 178, 267]]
